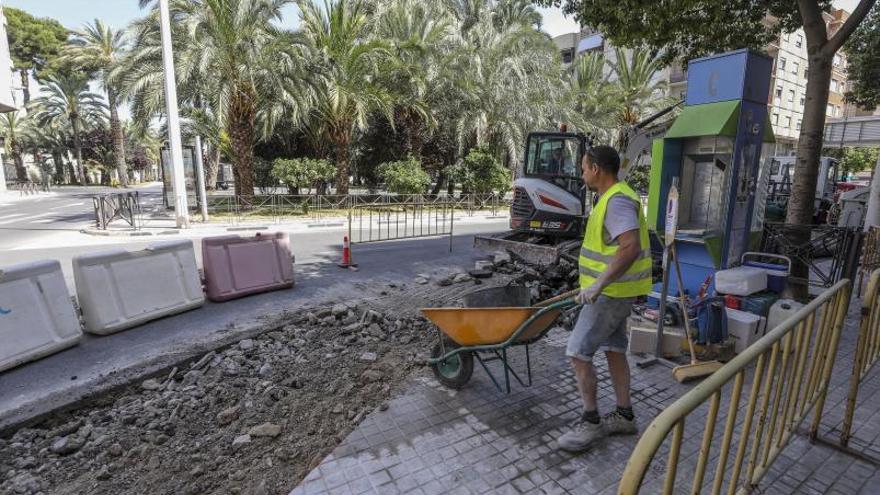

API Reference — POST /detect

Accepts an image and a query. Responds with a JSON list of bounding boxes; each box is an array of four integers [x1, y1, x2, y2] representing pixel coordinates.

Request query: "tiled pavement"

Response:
[[290, 295, 880, 495]]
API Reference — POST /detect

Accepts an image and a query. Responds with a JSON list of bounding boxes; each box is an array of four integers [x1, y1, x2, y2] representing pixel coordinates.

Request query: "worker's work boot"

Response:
[[557, 419, 606, 452], [602, 410, 638, 436]]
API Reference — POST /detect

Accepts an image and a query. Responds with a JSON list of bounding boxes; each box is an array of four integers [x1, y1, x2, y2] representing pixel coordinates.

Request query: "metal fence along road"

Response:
[[347, 199, 456, 252], [618, 279, 852, 495], [202, 193, 507, 225], [92, 191, 142, 230], [761, 223, 862, 288]]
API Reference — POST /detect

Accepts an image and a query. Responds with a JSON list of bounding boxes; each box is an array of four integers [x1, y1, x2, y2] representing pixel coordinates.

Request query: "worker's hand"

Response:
[[576, 284, 602, 305]]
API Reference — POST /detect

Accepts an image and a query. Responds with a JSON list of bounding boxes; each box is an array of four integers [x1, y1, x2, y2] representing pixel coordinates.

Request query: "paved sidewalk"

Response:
[[290, 295, 880, 494]]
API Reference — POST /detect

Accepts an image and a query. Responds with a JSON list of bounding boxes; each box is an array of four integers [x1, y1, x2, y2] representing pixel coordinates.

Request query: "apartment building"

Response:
[[552, 8, 873, 155]]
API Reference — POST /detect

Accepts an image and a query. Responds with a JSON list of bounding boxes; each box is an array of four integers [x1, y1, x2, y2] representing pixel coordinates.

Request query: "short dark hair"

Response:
[[587, 145, 620, 176]]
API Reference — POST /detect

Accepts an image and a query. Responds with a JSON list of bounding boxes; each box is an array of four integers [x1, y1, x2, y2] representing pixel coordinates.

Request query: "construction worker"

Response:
[[557, 145, 652, 452]]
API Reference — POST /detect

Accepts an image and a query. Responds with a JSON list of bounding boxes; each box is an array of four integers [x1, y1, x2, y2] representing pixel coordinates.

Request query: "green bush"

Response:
[[453, 147, 510, 194], [271, 157, 334, 194], [377, 156, 430, 194]]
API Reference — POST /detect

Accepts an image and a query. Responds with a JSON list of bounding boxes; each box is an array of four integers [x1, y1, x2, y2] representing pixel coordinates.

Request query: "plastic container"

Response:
[[767, 299, 805, 333], [726, 308, 762, 353], [740, 291, 782, 318], [742, 252, 791, 293], [715, 266, 767, 296]]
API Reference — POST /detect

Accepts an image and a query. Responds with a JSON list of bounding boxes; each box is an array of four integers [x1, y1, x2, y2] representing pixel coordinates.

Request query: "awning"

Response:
[[577, 34, 603, 53], [665, 100, 776, 142]]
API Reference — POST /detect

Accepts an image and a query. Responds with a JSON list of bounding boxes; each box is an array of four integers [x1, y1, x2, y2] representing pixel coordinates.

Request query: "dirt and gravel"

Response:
[[0, 254, 579, 495]]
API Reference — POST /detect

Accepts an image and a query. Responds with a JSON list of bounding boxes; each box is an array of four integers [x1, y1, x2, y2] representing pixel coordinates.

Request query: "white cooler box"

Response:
[[715, 266, 767, 296]]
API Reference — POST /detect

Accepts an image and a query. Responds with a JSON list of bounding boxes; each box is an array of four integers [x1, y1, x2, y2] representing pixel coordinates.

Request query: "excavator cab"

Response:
[[509, 132, 589, 237]]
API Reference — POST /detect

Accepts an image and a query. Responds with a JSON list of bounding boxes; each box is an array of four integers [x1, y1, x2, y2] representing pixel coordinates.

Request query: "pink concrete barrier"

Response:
[[202, 232, 294, 302]]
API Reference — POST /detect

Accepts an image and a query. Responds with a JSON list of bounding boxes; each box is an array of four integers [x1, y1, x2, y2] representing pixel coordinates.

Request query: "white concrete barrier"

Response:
[[0, 260, 82, 372], [73, 240, 205, 335]]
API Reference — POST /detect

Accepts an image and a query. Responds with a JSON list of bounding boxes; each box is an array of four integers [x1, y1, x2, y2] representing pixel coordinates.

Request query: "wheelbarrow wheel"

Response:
[[431, 339, 474, 390]]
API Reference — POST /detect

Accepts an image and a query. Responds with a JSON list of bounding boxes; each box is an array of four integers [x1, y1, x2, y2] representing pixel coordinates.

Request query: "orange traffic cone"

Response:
[[338, 236, 358, 268]]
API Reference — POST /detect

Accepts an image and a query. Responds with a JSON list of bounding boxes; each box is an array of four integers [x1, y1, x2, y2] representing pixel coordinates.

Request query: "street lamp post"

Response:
[[194, 135, 209, 222], [158, 0, 189, 228]]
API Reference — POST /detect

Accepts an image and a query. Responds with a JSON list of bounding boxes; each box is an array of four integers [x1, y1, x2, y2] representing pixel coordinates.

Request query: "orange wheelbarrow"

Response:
[[422, 287, 578, 393]]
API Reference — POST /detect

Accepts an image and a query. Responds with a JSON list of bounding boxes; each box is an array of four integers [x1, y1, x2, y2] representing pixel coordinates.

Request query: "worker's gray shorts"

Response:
[[567, 295, 634, 363]]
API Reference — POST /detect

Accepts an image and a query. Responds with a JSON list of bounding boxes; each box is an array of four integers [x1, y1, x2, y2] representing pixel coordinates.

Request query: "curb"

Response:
[[79, 229, 180, 237]]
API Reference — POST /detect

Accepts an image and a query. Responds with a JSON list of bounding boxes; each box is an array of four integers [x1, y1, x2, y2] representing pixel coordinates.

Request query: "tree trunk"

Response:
[[863, 152, 880, 230], [13, 151, 26, 181], [228, 87, 256, 204], [431, 170, 446, 195], [71, 116, 85, 185], [107, 87, 128, 187], [785, 17, 835, 299], [52, 149, 64, 183], [19, 70, 30, 105], [333, 130, 351, 195], [205, 144, 220, 191]]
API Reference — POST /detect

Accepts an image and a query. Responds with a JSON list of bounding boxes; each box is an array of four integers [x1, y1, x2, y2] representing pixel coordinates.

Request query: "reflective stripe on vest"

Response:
[[578, 182, 652, 298]]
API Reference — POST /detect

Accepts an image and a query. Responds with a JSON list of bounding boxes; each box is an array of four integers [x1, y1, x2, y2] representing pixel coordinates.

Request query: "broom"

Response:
[[670, 244, 723, 383]]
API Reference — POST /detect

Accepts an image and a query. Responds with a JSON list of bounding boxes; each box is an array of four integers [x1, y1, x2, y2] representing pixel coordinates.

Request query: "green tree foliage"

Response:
[[4, 7, 69, 104], [29, 74, 108, 184], [62, 20, 129, 186], [836, 147, 879, 178], [271, 157, 335, 194], [0, 111, 30, 180], [377, 156, 430, 194], [845, 5, 880, 109], [453, 146, 510, 194]]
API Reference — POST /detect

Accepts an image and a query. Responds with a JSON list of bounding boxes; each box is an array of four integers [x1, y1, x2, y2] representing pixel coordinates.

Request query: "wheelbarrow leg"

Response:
[[526, 345, 532, 387], [474, 353, 504, 393], [502, 348, 510, 393]]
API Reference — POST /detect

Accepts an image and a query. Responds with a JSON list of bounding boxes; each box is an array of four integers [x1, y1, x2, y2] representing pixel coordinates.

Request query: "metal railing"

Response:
[[348, 198, 456, 251], [92, 192, 142, 230], [825, 268, 880, 462], [618, 279, 851, 494], [201, 193, 508, 225], [857, 227, 880, 296], [761, 223, 863, 288]]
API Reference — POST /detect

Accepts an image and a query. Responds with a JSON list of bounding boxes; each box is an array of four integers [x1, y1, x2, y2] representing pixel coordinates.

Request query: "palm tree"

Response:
[[0, 111, 29, 181], [610, 47, 669, 129], [563, 52, 620, 141], [121, 0, 311, 203], [62, 20, 130, 186], [29, 74, 108, 184], [297, 0, 395, 194]]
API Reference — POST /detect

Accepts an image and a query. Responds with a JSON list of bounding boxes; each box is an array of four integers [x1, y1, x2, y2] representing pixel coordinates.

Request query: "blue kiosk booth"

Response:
[[648, 49, 777, 298]]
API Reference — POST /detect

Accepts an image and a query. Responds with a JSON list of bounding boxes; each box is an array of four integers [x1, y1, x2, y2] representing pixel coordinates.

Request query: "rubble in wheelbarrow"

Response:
[[0, 256, 578, 495]]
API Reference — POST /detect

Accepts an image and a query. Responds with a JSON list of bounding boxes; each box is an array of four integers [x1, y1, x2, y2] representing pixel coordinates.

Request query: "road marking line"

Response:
[[50, 202, 86, 210]]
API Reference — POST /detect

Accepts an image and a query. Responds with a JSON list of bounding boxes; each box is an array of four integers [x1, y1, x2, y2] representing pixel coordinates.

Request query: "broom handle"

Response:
[[535, 288, 580, 307], [671, 244, 699, 365]]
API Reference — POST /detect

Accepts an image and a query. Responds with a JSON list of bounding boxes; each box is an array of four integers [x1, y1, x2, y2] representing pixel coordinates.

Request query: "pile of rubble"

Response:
[[0, 253, 579, 495], [0, 301, 436, 495]]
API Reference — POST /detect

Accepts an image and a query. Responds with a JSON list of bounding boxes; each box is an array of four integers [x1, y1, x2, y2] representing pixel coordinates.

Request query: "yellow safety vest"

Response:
[[579, 182, 652, 297]]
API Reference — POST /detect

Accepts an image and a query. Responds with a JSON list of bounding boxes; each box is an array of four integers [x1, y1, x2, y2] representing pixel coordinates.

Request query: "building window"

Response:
[[779, 57, 787, 71], [800, 96, 805, 106], [833, 54, 842, 66], [796, 119, 802, 130], [561, 49, 573, 64], [775, 85, 782, 98], [792, 61, 799, 76], [795, 34, 803, 48], [773, 113, 779, 124], [788, 89, 795, 103], [827, 104, 833, 116], [784, 116, 791, 127], [834, 105, 840, 116]]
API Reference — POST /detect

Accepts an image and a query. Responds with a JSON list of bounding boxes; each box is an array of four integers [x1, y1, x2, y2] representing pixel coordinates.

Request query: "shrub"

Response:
[[377, 156, 430, 194], [271, 157, 335, 194], [453, 147, 510, 194]]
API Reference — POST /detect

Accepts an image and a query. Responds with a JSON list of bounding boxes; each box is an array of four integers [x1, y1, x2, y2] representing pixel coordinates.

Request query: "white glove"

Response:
[[576, 283, 602, 305]]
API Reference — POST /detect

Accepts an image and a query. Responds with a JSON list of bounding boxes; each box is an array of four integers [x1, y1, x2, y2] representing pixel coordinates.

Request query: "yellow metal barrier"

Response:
[[618, 279, 852, 495], [841, 268, 880, 449]]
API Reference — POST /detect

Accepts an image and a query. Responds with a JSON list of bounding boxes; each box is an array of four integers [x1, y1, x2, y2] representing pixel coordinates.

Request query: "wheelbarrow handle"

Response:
[[535, 288, 580, 307]]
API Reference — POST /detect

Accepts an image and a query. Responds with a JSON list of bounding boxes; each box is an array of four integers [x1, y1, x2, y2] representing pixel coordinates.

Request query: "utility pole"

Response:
[[194, 135, 209, 222], [158, 0, 189, 228]]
